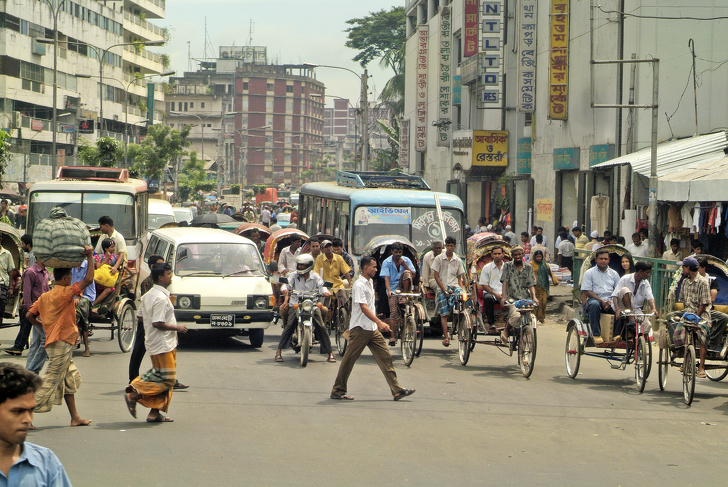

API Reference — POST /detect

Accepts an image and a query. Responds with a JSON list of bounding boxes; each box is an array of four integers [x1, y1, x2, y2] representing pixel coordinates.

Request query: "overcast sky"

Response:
[[161, 0, 400, 107]]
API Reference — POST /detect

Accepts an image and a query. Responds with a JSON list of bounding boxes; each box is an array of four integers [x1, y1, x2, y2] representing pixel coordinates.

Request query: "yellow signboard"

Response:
[[536, 198, 554, 222], [472, 130, 508, 167], [548, 0, 569, 120]]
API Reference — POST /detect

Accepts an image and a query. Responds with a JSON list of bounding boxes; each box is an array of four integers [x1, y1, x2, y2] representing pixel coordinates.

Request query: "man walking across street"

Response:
[[499, 246, 539, 344], [124, 263, 188, 423], [4, 260, 49, 357], [27, 246, 94, 427], [260, 206, 271, 227], [330, 255, 415, 401]]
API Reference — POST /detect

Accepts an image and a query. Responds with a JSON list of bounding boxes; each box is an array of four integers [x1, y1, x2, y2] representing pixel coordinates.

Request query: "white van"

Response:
[[148, 198, 176, 231], [139, 227, 275, 347]]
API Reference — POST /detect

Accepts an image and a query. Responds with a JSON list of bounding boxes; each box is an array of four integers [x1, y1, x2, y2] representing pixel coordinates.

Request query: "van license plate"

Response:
[[211, 314, 235, 327]]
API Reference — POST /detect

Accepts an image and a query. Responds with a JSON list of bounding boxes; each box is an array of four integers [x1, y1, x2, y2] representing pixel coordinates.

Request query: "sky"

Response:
[[160, 0, 401, 107]]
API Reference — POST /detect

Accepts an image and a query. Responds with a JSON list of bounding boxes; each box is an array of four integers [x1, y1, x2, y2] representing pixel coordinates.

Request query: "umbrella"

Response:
[[191, 213, 236, 226]]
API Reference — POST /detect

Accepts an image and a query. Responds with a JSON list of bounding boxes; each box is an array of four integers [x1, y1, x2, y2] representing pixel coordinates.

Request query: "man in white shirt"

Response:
[[478, 245, 506, 330], [420, 241, 443, 291], [330, 255, 415, 401], [260, 206, 271, 226], [557, 231, 575, 272], [581, 248, 620, 343], [626, 232, 649, 258], [530, 227, 549, 249], [611, 260, 657, 341], [125, 263, 188, 423], [433, 236, 466, 347], [503, 225, 517, 244], [95, 215, 127, 273], [277, 235, 302, 276]]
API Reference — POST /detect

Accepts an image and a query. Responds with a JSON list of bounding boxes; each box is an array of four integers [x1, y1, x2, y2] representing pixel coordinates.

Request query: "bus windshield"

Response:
[[352, 206, 463, 254], [29, 191, 134, 237]]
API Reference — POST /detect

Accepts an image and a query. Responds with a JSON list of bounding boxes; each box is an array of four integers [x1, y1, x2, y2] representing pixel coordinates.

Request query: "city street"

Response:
[[1, 313, 727, 486]]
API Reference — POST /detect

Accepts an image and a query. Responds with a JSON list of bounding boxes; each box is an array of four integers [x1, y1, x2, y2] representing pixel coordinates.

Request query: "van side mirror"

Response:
[[269, 261, 278, 272]]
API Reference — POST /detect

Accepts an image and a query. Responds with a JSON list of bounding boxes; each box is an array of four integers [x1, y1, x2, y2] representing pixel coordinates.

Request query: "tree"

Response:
[[78, 137, 123, 167], [178, 151, 214, 202], [0, 131, 11, 185], [127, 124, 191, 189], [369, 119, 400, 172]]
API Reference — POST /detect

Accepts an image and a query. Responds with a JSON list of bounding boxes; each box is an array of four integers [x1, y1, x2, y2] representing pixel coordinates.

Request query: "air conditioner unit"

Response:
[[12, 112, 20, 129], [220, 50, 231, 59]]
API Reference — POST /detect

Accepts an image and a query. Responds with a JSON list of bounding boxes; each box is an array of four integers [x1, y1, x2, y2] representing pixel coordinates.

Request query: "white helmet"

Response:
[[295, 254, 315, 275]]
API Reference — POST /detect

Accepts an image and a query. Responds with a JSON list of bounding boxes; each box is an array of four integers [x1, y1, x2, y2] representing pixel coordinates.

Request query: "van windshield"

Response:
[[175, 243, 265, 276], [29, 191, 134, 237]]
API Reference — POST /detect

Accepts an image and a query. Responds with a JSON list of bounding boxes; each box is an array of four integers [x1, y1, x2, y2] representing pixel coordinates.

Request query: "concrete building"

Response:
[[0, 0, 168, 184], [403, 0, 728, 256], [168, 47, 325, 188]]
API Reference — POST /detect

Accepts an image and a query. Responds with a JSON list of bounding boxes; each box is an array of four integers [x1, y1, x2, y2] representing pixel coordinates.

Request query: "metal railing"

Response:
[[123, 45, 163, 65], [123, 11, 166, 38]]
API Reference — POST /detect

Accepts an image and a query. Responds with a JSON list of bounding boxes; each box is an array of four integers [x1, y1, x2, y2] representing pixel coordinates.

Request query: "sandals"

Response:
[[697, 371, 707, 378], [123, 393, 137, 419], [388, 339, 397, 347], [274, 355, 283, 362], [393, 388, 416, 401], [330, 393, 355, 400], [327, 355, 336, 363], [146, 415, 174, 423]]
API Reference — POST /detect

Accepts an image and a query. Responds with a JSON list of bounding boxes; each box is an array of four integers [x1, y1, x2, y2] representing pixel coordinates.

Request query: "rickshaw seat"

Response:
[[673, 302, 728, 314], [475, 289, 506, 311]]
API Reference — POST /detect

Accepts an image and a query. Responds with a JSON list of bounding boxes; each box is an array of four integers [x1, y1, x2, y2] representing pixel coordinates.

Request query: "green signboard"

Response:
[[589, 144, 615, 167], [553, 147, 579, 170], [517, 137, 532, 174]]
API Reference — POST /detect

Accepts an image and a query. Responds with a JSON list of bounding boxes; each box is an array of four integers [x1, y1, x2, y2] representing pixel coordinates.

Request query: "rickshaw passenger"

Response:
[[478, 245, 506, 329], [278, 235, 302, 276], [95, 216, 126, 274], [92, 238, 119, 307], [499, 246, 539, 344], [421, 241, 443, 291], [433, 237, 466, 347], [249, 229, 265, 255], [0, 237, 16, 328], [611, 260, 657, 341], [381, 242, 415, 346], [581, 248, 620, 344], [697, 257, 728, 350]]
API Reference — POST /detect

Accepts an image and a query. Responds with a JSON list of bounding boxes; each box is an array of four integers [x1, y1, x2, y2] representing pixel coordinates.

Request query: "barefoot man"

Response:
[[124, 263, 188, 423], [26, 246, 95, 427]]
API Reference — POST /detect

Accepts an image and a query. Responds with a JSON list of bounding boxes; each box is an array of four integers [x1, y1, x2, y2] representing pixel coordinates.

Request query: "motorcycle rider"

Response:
[[274, 254, 335, 363]]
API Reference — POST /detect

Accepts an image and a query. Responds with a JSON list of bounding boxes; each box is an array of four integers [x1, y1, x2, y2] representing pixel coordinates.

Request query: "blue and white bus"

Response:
[[299, 171, 465, 257]]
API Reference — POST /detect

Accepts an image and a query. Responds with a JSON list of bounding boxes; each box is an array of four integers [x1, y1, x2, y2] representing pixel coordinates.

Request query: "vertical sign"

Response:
[[400, 119, 410, 168], [452, 75, 461, 104], [437, 7, 452, 147], [480, 1, 503, 106], [464, 0, 479, 57], [549, 0, 569, 120], [415, 25, 429, 152], [517, 137, 532, 174], [518, 0, 537, 113], [146, 83, 155, 124]]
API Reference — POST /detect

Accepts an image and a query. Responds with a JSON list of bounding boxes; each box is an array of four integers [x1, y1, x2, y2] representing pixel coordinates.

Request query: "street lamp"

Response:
[[303, 62, 369, 172]]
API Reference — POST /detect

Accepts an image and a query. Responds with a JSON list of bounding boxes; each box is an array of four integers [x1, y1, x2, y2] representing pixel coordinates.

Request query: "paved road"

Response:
[[1, 317, 727, 486]]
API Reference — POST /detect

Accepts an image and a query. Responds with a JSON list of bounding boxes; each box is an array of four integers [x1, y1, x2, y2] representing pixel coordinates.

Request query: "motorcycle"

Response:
[[279, 277, 332, 367]]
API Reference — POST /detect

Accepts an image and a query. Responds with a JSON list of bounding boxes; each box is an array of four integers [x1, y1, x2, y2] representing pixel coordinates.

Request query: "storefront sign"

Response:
[[589, 144, 615, 167], [548, 0, 570, 120], [517, 137, 532, 174], [517, 0, 537, 113], [536, 199, 554, 222], [31, 119, 44, 132], [399, 119, 410, 168], [415, 25, 429, 152], [437, 7, 452, 147], [480, 1, 503, 107], [553, 147, 580, 170], [460, 54, 480, 85], [472, 130, 508, 167], [79, 120, 94, 134], [464, 0, 479, 57], [355, 207, 411, 225], [452, 75, 462, 104], [61, 125, 75, 134]]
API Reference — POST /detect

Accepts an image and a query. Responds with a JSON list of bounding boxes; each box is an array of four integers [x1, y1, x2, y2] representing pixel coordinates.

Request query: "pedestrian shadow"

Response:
[[177, 333, 261, 353]]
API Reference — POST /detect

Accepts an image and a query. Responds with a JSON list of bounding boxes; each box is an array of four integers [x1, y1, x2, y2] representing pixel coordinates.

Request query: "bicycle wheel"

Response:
[[519, 322, 536, 378], [335, 307, 348, 356], [683, 344, 696, 406], [401, 314, 416, 366], [705, 366, 728, 382], [458, 311, 472, 366], [300, 324, 311, 367], [644, 337, 653, 380], [565, 325, 581, 379], [658, 348, 669, 391], [414, 310, 425, 357], [635, 336, 647, 393]]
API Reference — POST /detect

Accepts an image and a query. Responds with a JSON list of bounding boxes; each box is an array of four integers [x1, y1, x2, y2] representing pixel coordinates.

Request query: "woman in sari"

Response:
[[529, 250, 559, 323], [93, 238, 119, 306]]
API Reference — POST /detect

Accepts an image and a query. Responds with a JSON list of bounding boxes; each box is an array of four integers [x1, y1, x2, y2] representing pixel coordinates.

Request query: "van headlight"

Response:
[[301, 300, 314, 312], [254, 296, 268, 309], [178, 296, 192, 309]]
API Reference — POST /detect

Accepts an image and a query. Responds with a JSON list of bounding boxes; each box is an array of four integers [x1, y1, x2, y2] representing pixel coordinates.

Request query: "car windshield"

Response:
[[353, 206, 463, 255], [148, 214, 175, 231], [175, 242, 265, 276], [29, 191, 134, 237]]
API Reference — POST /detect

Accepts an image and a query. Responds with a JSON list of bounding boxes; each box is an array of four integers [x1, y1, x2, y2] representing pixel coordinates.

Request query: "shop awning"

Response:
[[590, 131, 728, 178], [659, 154, 728, 201]]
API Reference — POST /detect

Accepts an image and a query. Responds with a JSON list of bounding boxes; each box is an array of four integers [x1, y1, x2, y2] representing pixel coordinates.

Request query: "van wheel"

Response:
[[249, 329, 265, 348]]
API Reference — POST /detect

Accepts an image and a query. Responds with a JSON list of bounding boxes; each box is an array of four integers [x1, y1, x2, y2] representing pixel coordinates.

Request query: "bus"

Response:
[[299, 171, 465, 257], [27, 166, 149, 271]]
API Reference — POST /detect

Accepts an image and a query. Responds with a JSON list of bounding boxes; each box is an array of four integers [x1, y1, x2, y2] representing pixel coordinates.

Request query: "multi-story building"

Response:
[[403, 0, 728, 256], [0, 0, 168, 184], [168, 46, 326, 188]]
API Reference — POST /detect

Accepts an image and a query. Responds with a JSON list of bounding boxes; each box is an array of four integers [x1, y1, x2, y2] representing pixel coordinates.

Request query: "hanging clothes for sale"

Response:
[[681, 202, 694, 232], [590, 195, 609, 236], [691, 202, 701, 234], [667, 203, 683, 232]]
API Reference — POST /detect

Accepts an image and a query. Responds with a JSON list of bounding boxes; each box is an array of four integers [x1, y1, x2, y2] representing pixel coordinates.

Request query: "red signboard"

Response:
[[31, 119, 44, 132], [464, 0, 480, 57]]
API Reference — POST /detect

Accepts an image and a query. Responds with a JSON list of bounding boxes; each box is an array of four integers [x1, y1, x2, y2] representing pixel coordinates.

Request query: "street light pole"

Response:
[[47, 0, 65, 179]]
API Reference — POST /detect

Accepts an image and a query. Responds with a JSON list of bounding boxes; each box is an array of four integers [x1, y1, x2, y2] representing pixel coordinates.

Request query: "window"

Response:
[[266, 99, 274, 111], [243, 82, 248, 91], [267, 83, 274, 91], [286, 85, 293, 93], [184, 102, 188, 111], [190, 102, 194, 109], [200, 102, 205, 108], [285, 100, 293, 112]]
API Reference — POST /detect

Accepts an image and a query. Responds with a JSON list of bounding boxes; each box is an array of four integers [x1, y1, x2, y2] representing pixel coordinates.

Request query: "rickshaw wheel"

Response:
[[658, 348, 669, 391], [705, 366, 728, 382], [519, 321, 536, 378], [644, 337, 653, 380], [401, 314, 416, 366], [457, 311, 472, 366], [116, 300, 136, 353], [683, 345, 696, 405], [414, 312, 425, 357], [336, 307, 348, 356], [565, 326, 581, 379], [300, 323, 311, 367], [635, 336, 648, 393]]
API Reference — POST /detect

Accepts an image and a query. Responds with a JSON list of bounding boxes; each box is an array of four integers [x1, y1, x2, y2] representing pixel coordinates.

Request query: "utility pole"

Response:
[[360, 69, 369, 172]]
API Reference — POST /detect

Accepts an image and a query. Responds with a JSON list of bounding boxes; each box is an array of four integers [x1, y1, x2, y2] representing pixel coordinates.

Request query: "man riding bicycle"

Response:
[[433, 237, 466, 347], [314, 240, 352, 323], [611, 260, 658, 342], [381, 242, 416, 347], [499, 246, 539, 344]]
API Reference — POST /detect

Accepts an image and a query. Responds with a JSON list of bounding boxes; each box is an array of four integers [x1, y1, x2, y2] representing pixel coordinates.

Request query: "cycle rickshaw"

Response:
[[0, 223, 24, 328], [564, 244, 654, 392], [362, 235, 426, 365], [657, 254, 728, 405]]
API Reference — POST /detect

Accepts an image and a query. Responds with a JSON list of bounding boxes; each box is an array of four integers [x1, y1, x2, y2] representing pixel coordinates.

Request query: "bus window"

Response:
[[352, 206, 411, 254], [29, 192, 82, 233], [339, 214, 349, 249]]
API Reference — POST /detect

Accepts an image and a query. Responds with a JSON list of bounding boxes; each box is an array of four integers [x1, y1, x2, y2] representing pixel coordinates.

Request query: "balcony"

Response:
[[126, 0, 166, 20], [123, 45, 164, 72], [123, 12, 166, 43]]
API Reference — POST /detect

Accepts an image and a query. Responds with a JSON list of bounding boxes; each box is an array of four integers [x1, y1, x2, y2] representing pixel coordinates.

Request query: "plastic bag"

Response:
[[94, 264, 117, 288]]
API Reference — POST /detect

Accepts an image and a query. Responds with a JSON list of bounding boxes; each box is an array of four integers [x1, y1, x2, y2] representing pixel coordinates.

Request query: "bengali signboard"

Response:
[[549, 0, 570, 120], [437, 7, 452, 147], [464, 0, 479, 57], [553, 147, 580, 170], [472, 130, 508, 167], [452, 75, 461, 104], [400, 119, 410, 168], [517, 0, 537, 112], [517, 137, 532, 175], [480, 1, 503, 106], [31, 119, 44, 132], [536, 199, 554, 222], [355, 207, 411, 225], [589, 144, 615, 167], [415, 25, 429, 152]]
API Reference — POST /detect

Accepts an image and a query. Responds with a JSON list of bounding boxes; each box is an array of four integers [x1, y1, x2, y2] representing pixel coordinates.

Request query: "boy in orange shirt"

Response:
[[27, 245, 95, 427]]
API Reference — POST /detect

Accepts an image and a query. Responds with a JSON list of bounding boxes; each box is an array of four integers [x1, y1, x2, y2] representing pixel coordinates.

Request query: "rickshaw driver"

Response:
[[421, 241, 443, 291], [696, 257, 728, 352], [611, 260, 658, 342], [314, 240, 352, 321], [382, 242, 416, 347], [499, 246, 538, 345], [433, 237, 467, 347], [581, 248, 620, 344], [478, 245, 506, 332]]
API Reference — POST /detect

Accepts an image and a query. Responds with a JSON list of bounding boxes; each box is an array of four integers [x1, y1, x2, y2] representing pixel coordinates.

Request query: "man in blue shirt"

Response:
[[380, 243, 415, 346], [0, 362, 72, 486], [581, 248, 620, 343], [72, 260, 97, 357]]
